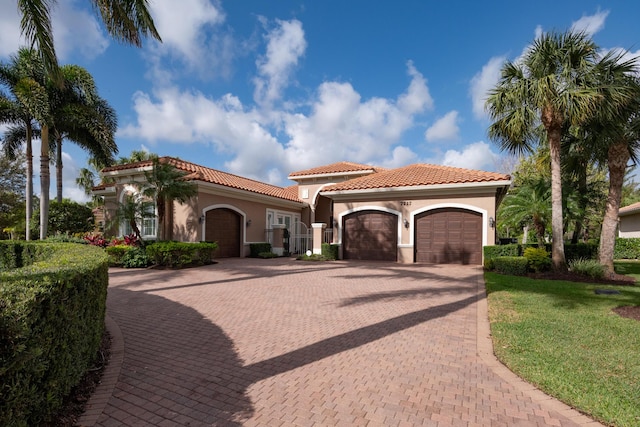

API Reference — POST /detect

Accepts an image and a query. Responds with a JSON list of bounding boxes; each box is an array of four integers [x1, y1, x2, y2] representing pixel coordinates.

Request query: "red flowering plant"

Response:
[[84, 233, 108, 248]]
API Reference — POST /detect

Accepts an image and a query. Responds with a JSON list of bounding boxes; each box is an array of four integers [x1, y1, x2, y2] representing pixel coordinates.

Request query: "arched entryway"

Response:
[[205, 208, 241, 258], [414, 208, 482, 265]]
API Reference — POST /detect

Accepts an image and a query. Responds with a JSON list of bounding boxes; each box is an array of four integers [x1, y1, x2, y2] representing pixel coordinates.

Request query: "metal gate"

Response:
[[290, 222, 312, 254]]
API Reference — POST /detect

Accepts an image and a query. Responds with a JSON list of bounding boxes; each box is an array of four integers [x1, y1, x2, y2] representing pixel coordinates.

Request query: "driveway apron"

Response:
[[79, 258, 601, 427]]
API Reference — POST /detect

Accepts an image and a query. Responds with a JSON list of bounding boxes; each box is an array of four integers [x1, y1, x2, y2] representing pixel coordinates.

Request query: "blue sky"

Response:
[[1, 0, 639, 202]]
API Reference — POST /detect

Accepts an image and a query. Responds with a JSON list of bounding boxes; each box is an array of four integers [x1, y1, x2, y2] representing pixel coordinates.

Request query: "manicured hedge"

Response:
[[614, 238, 640, 259], [493, 256, 529, 276], [0, 242, 108, 426], [321, 243, 340, 260], [250, 242, 272, 258], [146, 241, 218, 268], [484, 242, 599, 266]]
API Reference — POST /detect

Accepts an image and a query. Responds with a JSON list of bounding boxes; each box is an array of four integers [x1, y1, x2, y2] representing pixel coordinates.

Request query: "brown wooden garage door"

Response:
[[415, 208, 482, 265], [343, 211, 397, 261], [205, 208, 241, 258]]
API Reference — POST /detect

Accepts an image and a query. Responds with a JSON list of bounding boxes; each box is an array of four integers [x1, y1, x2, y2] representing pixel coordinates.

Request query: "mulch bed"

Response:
[[44, 331, 112, 426], [613, 306, 640, 321]]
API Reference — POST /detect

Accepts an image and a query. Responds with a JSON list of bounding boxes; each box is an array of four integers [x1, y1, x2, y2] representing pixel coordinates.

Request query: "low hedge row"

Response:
[[493, 256, 529, 276], [146, 241, 218, 268], [321, 243, 340, 260], [484, 243, 599, 263], [250, 242, 272, 258], [0, 242, 109, 426], [614, 237, 640, 259]]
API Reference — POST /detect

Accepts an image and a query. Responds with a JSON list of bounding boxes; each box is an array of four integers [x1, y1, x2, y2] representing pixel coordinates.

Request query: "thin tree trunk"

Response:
[[156, 195, 165, 241], [548, 126, 566, 270], [599, 142, 629, 276], [40, 125, 50, 240], [25, 124, 33, 240], [56, 132, 63, 203], [571, 166, 588, 244]]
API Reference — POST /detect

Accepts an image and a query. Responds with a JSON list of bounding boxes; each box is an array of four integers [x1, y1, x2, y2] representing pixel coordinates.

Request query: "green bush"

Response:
[[0, 242, 108, 426], [568, 258, 606, 279], [121, 247, 150, 268], [565, 243, 598, 261], [258, 251, 279, 258], [484, 242, 599, 266], [523, 247, 551, 272], [250, 242, 272, 258], [614, 238, 640, 259], [493, 256, 529, 276], [321, 243, 339, 260], [105, 244, 131, 266], [146, 241, 218, 268]]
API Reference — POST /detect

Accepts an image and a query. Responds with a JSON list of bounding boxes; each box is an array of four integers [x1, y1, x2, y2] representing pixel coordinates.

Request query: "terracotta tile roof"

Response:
[[101, 157, 302, 203], [619, 201, 640, 216], [322, 163, 511, 191], [288, 161, 380, 178]]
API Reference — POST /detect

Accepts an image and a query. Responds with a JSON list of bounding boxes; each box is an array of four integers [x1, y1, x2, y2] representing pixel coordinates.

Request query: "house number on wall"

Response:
[[400, 201, 412, 206]]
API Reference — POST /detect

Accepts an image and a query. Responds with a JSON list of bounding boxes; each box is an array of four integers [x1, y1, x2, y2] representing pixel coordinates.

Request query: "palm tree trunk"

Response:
[[156, 196, 165, 241], [599, 142, 629, 276], [548, 126, 566, 270], [56, 132, 63, 203], [40, 125, 50, 239], [571, 166, 588, 244], [25, 124, 33, 241]]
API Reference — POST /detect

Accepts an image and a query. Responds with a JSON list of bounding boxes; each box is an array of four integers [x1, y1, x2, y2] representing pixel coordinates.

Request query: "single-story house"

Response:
[[618, 202, 640, 238], [94, 157, 511, 265]]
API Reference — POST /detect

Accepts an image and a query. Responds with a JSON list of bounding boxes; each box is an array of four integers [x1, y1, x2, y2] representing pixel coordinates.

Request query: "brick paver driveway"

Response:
[[81, 258, 601, 427]]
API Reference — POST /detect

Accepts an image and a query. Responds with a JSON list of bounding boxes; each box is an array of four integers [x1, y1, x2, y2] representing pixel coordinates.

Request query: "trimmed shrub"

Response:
[[568, 258, 606, 279], [523, 247, 551, 272], [105, 244, 131, 266], [484, 244, 520, 262], [321, 243, 339, 260], [614, 238, 640, 259], [121, 247, 150, 268], [493, 256, 529, 276], [258, 251, 279, 258], [0, 242, 108, 426], [250, 242, 272, 258], [146, 241, 218, 268]]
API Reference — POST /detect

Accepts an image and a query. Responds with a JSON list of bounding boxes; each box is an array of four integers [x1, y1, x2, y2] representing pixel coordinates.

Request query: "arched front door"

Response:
[[205, 208, 241, 258]]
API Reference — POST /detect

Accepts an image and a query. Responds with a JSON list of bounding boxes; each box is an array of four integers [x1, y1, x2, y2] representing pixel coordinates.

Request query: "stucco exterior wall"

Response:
[[619, 214, 640, 238]]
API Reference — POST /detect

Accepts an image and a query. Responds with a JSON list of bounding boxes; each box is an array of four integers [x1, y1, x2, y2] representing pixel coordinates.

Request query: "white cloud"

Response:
[[571, 10, 609, 36], [0, 0, 108, 61], [442, 141, 499, 171], [398, 61, 434, 114], [425, 110, 460, 142], [121, 62, 432, 183], [254, 19, 307, 106], [381, 146, 418, 168], [147, 0, 232, 79], [469, 56, 505, 120]]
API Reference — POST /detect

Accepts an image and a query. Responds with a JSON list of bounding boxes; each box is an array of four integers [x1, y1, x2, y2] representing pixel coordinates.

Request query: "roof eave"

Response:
[[321, 180, 512, 197], [288, 169, 376, 181]]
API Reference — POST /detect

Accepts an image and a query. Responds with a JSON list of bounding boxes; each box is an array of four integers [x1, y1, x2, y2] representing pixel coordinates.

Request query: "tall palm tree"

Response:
[[0, 48, 46, 240], [486, 30, 604, 270], [50, 75, 118, 202], [141, 158, 197, 241], [17, 0, 161, 78]]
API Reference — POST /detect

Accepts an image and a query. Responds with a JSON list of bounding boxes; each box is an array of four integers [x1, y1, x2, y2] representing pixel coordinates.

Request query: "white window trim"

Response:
[[118, 185, 157, 240]]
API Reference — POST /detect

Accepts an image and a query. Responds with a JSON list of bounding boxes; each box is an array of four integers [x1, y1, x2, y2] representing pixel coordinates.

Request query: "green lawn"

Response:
[[485, 265, 640, 427]]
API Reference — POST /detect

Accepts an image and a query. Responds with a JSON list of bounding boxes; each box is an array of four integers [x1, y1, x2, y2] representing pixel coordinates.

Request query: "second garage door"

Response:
[[415, 208, 482, 265], [205, 208, 241, 258], [343, 210, 397, 261]]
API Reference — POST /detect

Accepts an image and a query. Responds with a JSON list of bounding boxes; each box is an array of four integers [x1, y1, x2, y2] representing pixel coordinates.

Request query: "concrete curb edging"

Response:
[[76, 315, 124, 427], [475, 270, 605, 427]]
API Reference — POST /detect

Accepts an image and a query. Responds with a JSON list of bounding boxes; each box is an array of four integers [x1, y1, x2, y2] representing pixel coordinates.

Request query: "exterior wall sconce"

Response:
[[198, 214, 205, 224], [246, 219, 252, 227], [403, 218, 410, 229], [489, 217, 495, 228]]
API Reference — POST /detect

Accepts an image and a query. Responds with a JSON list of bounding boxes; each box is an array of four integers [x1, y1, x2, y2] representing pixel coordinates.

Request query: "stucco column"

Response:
[[271, 223, 286, 255], [312, 223, 326, 255]]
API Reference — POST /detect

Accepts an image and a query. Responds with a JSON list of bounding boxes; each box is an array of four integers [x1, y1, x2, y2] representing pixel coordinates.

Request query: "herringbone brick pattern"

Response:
[[80, 259, 601, 426]]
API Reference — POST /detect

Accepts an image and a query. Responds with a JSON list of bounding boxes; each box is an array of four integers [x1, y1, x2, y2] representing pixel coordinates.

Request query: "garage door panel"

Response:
[[205, 208, 241, 258], [415, 208, 482, 265], [344, 211, 397, 261]]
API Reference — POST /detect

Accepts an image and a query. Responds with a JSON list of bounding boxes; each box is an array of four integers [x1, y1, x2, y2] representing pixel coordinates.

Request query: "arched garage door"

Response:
[[205, 208, 241, 258], [343, 210, 397, 261], [415, 208, 482, 265]]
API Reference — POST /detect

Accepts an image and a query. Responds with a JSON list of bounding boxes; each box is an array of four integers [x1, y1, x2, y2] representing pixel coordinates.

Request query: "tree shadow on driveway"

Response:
[[103, 277, 478, 425]]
